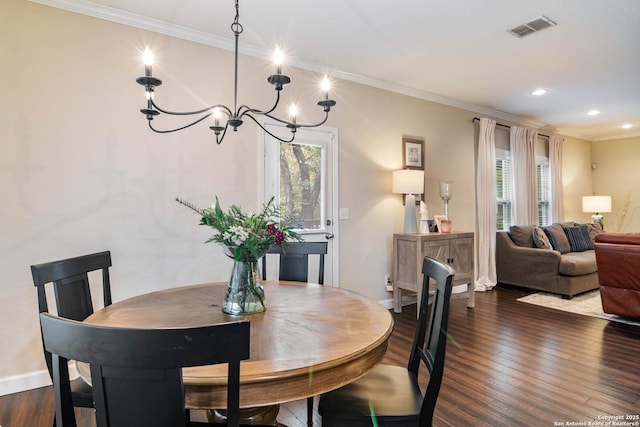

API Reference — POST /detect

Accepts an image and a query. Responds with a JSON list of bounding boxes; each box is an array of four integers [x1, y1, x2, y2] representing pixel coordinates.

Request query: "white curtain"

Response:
[[510, 126, 538, 225], [549, 135, 564, 223], [475, 118, 497, 291]]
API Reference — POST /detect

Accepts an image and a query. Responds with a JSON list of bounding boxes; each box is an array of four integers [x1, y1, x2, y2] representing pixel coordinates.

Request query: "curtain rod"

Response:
[[472, 117, 550, 139]]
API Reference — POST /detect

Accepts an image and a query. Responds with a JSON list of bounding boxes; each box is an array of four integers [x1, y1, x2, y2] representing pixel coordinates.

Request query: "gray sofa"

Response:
[[496, 223, 600, 298]]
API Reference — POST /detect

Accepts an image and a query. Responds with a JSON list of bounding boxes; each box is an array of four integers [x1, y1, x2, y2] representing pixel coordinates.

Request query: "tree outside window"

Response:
[[279, 142, 323, 230]]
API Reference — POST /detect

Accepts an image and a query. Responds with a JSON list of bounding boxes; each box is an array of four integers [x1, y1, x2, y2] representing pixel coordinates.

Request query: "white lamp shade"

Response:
[[392, 170, 424, 194], [582, 196, 612, 213]]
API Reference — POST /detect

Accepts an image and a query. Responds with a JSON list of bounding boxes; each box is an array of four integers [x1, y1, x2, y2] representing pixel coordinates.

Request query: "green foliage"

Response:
[[175, 196, 299, 261]]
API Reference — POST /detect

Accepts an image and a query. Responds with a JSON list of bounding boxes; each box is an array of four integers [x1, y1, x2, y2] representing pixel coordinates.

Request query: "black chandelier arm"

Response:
[[289, 111, 330, 129], [244, 114, 296, 143], [214, 124, 230, 145], [149, 98, 232, 118], [259, 109, 330, 130], [147, 111, 213, 133], [236, 89, 282, 119]]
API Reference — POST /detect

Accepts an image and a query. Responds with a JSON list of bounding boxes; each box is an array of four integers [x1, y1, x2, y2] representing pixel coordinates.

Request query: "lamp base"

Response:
[[403, 194, 418, 234], [592, 214, 604, 231]]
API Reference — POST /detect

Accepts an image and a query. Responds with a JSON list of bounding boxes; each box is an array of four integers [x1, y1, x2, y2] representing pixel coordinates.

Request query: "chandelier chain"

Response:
[[231, 0, 243, 36]]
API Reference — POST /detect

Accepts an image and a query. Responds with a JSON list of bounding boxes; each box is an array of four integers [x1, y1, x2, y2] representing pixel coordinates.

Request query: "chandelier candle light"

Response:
[[136, 0, 336, 144]]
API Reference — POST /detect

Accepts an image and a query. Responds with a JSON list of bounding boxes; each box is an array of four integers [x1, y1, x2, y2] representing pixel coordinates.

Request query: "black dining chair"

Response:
[[261, 241, 328, 426], [40, 312, 253, 427], [318, 256, 455, 427], [30, 251, 113, 426], [261, 241, 328, 285]]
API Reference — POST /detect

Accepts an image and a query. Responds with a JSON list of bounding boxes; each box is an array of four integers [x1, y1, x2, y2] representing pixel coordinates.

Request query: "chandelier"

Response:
[[135, 0, 336, 144]]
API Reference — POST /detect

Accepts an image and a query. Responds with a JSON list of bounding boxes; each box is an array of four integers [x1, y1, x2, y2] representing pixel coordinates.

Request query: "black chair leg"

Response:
[[307, 396, 313, 426]]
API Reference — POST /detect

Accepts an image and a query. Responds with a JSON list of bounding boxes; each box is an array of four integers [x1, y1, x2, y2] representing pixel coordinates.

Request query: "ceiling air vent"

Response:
[[508, 15, 557, 38]]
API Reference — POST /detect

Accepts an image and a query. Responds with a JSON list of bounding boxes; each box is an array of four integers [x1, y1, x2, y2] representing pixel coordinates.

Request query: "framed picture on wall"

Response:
[[402, 138, 424, 170]]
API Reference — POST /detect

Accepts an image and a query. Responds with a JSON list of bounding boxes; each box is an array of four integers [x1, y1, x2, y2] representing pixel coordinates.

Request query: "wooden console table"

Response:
[[393, 232, 475, 313]]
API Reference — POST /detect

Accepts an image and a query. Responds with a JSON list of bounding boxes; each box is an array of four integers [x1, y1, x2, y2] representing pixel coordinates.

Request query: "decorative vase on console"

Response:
[[176, 196, 299, 315], [439, 181, 453, 219], [419, 201, 430, 234]]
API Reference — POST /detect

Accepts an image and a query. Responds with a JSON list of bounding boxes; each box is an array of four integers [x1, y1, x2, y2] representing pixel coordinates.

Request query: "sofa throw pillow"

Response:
[[582, 222, 602, 243], [558, 221, 578, 228], [509, 225, 536, 247], [532, 227, 553, 249], [563, 224, 595, 252], [542, 228, 560, 251], [542, 224, 571, 254]]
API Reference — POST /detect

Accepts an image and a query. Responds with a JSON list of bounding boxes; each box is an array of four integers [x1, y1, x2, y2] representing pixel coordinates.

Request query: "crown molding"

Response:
[[29, 0, 607, 141], [593, 131, 640, 142]]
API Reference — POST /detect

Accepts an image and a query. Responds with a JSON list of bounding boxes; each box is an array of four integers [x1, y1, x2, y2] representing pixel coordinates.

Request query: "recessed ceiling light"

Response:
[[621, 123, 633, 129], [531, 88, 547, 96], [587, 110, 601, 116]]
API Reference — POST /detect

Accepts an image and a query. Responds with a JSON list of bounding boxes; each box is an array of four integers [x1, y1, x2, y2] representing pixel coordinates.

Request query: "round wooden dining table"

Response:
[[84, 281, 394, 412]]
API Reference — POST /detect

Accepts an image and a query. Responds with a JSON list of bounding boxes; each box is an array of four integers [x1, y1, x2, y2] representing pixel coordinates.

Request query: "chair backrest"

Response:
[[31, 251, 113, 319], [261, 242, 328, 284], [40, 313, 250, 427], [31, 251, 113, 380], [408, 256, 454, 427]]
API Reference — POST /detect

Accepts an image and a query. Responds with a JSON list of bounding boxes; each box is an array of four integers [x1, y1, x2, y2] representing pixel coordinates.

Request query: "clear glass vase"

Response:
[[222, 259, 266, 315]]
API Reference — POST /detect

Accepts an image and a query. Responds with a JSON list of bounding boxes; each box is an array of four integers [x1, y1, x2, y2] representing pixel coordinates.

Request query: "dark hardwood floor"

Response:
[[1, 286, 639, 427]]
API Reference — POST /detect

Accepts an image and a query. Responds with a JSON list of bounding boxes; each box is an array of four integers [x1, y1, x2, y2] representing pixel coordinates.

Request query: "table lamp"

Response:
[[439, 181, 453, 219], [582, 195, 612, 230], [393, 169, 425, 233]]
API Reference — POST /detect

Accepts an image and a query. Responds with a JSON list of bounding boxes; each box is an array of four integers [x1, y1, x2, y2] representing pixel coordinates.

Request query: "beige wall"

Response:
[[562, 135, 596, 223], [0, 0, 593, 389], [591, 136, 640, 231]]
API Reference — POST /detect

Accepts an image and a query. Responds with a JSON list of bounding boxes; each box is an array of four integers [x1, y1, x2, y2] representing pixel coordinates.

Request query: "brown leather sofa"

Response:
[[594, 232, 640, 319]]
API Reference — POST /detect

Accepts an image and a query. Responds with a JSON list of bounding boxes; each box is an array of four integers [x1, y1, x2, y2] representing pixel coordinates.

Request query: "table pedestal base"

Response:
[[206, 405, 280, 426]]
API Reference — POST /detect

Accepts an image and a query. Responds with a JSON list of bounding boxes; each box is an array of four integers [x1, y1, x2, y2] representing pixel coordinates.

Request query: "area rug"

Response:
[[517, 290, 640, 327]]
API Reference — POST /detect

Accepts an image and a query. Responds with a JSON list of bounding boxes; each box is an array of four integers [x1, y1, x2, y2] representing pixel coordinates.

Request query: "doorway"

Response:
[[260, 122, 339, 286]]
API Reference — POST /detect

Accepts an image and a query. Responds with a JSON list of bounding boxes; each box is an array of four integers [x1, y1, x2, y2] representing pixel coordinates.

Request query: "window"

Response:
[[536, 159, 550, 226], [495, 150, 551, 230], [262, 123, 334, 235], [278, 142, 324, 230], [496, 150, 512, 231]]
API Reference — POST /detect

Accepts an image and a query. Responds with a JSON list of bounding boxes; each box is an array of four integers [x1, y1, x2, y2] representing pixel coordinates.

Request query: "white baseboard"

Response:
[[0, 369, 51, 396], [381, 284, 469, 313], [0, 365, 79, 396], [379, 298, 394, 310], [453, 284, 467, 293]]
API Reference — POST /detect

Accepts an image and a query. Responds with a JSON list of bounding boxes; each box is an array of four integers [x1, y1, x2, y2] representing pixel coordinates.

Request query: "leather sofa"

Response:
[[594, 232, 640, 319], [496, 224, 600, 298]]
